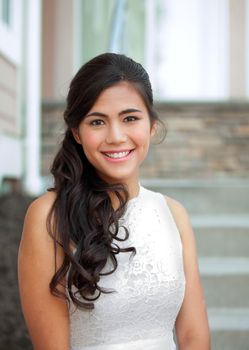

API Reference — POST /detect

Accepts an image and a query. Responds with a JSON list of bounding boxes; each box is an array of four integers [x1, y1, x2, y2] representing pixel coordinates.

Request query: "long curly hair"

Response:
[[47, 53, 161, 309]]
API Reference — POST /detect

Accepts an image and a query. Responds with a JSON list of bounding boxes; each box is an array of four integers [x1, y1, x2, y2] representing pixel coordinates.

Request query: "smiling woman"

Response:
[[72, 82, 156, 188], [18, 53, 210, 350]]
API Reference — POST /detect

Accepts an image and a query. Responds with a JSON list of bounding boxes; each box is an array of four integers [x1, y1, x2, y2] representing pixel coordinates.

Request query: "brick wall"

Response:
[[42, 101, 249, 179]]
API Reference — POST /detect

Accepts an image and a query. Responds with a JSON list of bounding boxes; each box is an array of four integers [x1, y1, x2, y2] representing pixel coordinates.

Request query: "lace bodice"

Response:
[[69, 186, 186, 350]]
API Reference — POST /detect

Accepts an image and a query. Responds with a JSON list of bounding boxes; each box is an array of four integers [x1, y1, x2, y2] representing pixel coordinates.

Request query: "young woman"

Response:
[[18, 53, 210, 350]]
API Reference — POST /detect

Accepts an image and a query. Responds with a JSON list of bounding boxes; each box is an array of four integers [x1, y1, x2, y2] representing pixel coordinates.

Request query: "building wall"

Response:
[[0, 53, 20, 135], [41, 0, 249, 102], [42, 0, 145, 102], [40, 0, 249, 184], [41, 101, 249, 181], [143, 102, 249, 178], [0, 0, 23, 188], [229, 0, 246, 98], [0, 54, 22, 186], [42, 0, 74, 100]]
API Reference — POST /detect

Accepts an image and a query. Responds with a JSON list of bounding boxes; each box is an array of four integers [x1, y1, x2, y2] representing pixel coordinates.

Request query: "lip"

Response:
[[101, 149, 133, 153], [101, 149, 134, 163]]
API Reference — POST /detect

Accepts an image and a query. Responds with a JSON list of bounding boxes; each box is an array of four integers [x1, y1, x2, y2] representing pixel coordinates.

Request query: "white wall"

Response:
[[246, 0, 249, 97], [0, 0, 23, 189], [0, 0, 22, 65], [0, 0, 44, 195], [145, 0, 230, 100]]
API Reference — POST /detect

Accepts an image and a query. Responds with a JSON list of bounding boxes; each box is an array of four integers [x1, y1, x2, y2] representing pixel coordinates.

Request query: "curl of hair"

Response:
[[47, 53, 164, 309]]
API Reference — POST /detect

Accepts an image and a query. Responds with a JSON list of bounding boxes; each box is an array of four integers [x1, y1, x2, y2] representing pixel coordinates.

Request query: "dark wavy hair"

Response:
[[47, 52, 162, 309]]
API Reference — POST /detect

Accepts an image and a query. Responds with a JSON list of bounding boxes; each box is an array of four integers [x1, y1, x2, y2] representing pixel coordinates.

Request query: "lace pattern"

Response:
[[69, 186, 186, 349]]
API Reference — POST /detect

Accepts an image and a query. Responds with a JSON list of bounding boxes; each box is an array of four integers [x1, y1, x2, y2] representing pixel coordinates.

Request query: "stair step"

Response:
[[201, 275, 249, 308], [209, 308, 249, 350], [199, 258, 249, 308], [191, 215, 249, 227], [141, 178, 249, 189], [141, 178, 249, 215], [211, 330, 249, 350], [199, 257, 249, 275], [140, 179, 249, 349], [195, 227, 249, 257], [208, 308, 249, 331]]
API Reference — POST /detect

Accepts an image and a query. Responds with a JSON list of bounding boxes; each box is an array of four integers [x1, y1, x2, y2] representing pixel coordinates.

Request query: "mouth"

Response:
[[101, 149, 134, 161]]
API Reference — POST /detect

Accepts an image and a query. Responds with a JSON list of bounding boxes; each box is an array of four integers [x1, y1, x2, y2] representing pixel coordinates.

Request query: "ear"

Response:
[[150, 122, 157, 137], [71, 128, 81, 144]]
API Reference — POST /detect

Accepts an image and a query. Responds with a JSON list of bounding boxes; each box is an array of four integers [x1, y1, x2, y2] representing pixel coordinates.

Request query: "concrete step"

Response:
[[141, 178, 249, 215], [191, 215, 249, 227], [209, 308, 249, 331], [194, 224, 249, 257], [211, 330, 249, 350], [140, 179, 249, 349], [209, 308, 249, 350], [199, 258, 249, 308], [202, 274, 249, 308], [199, 257, 249, 275]]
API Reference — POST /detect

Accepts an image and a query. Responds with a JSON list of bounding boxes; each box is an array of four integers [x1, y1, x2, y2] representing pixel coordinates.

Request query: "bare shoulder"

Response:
[[165, 195, 188, 215], [27, 190, 57, 217], [21, 191, 57, 244], [164, 195, 190, 223], [164, 195, 193, 241], [18, 190, 65, 284]]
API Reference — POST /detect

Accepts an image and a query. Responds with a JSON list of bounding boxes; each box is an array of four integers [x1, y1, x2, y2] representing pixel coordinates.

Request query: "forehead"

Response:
[[89, 82, 147, 112]]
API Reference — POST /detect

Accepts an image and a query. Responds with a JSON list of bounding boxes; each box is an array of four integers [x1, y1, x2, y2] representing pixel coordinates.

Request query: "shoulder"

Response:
[[164, 195, 190, 223], [18, 192, 69, 349], [22, 191, 57, 245], [164, 195, 187, 215], [19, 190, 65, 276], [164, 195, 193, 242], [27, 190, 57, 217]]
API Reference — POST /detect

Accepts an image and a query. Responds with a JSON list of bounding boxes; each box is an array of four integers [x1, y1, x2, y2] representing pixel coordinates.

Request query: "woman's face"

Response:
[[72, 81, 156, 186]]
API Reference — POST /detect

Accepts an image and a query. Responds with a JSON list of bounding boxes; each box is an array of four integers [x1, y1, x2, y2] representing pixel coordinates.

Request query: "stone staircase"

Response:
[[141, 178, 249, 350]]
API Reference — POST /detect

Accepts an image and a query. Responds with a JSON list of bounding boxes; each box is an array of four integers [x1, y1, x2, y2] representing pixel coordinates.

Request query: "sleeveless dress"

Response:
[[69, 185, 186, 350]]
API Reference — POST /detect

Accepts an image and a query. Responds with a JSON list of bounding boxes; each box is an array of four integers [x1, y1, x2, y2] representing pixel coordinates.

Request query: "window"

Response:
[[0, 0, 21, 64], [1, 0, 11, 26]]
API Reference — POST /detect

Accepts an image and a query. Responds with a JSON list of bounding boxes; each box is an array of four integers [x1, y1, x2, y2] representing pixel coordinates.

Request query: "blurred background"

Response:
[[0, 0, 249, 349]]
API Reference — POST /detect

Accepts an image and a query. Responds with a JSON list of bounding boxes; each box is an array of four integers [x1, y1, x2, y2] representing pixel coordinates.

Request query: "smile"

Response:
[[105, 151, 130, 159], [101, 149, 134, 162]]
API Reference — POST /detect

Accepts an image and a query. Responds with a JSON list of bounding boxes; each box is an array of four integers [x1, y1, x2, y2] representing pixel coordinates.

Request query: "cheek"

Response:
[[81, 131, 102, 151], [133, 128, 151, 147]]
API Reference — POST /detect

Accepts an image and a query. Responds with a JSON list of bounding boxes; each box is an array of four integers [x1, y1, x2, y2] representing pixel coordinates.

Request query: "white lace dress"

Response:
[[69, 185, 186, 350]]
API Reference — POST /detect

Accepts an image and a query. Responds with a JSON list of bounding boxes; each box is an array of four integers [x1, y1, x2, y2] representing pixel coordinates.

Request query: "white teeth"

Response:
[[105, 151, 130, 159]]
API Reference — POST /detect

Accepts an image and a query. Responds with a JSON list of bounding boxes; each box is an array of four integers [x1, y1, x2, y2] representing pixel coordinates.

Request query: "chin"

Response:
[[99, 172, 135, 184]]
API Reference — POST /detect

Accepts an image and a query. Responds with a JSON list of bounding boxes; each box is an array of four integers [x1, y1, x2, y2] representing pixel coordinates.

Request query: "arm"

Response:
[[18, 192, 70, 350], [165, 196, 210, 350]]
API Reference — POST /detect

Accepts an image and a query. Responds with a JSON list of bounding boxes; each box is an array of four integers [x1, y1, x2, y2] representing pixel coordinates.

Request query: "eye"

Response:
[[124, 116, 139, 123], [90, 119, 105, 126]]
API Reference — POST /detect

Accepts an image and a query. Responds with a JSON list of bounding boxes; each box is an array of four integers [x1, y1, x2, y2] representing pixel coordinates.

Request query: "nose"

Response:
[[105, 122, 127, 144]]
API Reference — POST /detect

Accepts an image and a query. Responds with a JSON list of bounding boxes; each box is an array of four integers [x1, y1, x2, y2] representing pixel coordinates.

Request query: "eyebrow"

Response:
[[85, 108, 142, 118]]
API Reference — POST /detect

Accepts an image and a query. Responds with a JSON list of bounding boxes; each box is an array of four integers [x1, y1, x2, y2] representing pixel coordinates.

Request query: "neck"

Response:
[[109, 180, 140, 210], [127, 181, 140, 200]]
